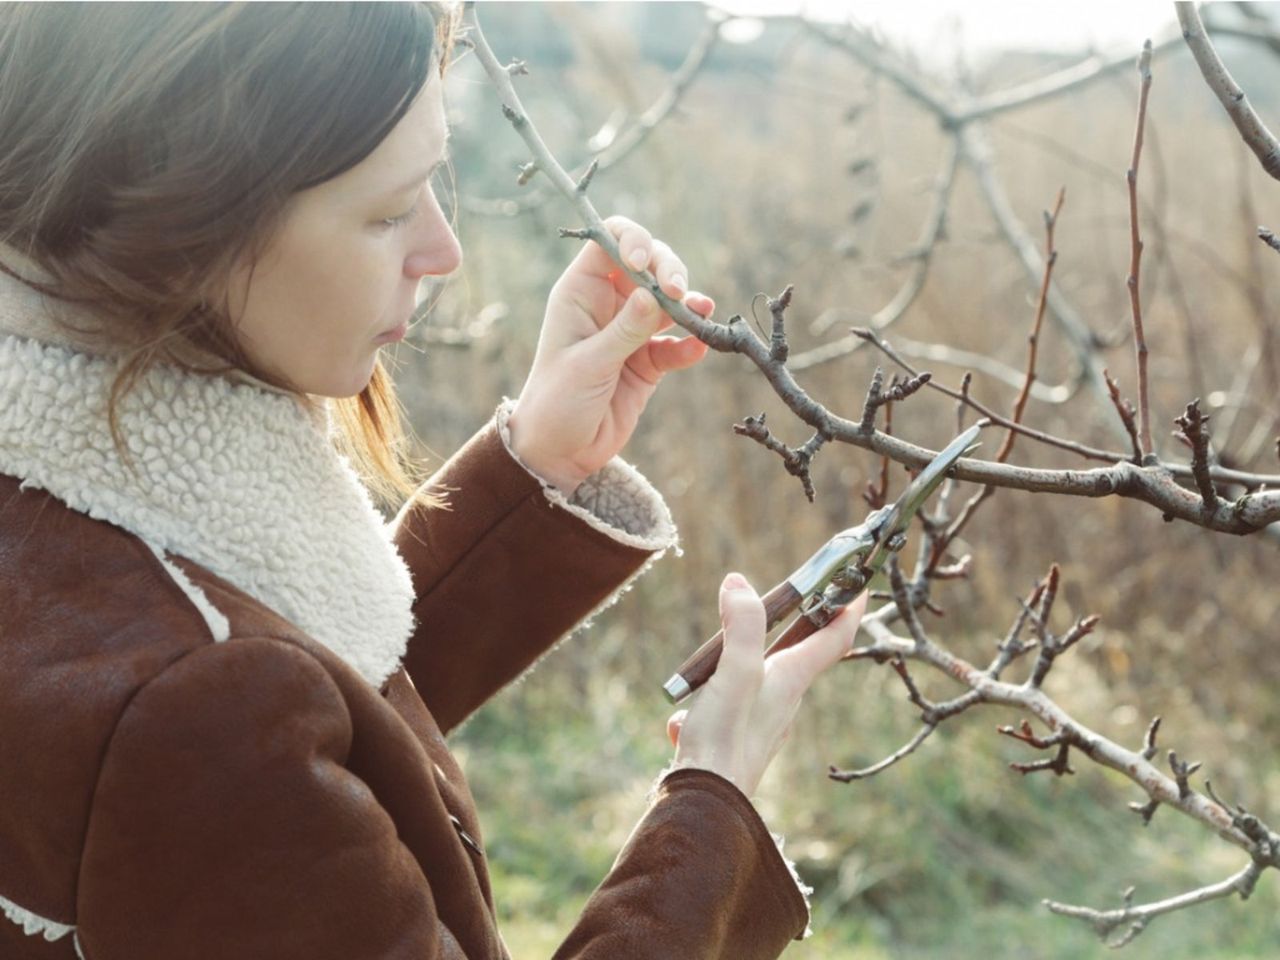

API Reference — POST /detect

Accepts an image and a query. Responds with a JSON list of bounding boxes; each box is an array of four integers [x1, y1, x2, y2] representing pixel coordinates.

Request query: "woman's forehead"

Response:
[[326, 80, 450, 203]]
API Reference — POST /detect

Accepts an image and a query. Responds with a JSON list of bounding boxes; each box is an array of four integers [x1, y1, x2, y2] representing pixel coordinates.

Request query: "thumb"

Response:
[[715, 572, 766, 682], [593, 287, 664, 366]]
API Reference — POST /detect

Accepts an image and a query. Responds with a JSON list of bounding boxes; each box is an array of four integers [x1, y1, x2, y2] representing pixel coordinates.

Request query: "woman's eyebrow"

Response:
[[383, 136, 452, 197]]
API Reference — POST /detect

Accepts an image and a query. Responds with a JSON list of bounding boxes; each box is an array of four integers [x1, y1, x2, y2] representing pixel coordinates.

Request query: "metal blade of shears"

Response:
[[662, 424, 982, 704], [759, 423, 983, 659], [856, 422, 982, 583]]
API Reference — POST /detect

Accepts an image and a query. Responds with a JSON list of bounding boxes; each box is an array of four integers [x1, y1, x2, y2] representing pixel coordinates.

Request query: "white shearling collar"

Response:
[[0, 268, 416, 690]]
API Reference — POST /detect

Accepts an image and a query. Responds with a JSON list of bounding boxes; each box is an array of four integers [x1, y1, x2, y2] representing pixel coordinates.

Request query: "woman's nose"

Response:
[[404, 197, 462, 279]]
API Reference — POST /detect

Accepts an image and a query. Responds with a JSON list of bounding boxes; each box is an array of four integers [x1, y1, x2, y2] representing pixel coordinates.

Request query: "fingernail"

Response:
[[628, 248, 648, 270], [723, 572, 748, 591], [670, 273, 687, 294], [633, 288, 656, 314]]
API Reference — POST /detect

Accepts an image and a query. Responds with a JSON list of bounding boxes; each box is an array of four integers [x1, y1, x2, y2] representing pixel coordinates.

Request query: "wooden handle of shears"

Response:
[[663, 580, 803, 704], [763, 610, 822, 658]]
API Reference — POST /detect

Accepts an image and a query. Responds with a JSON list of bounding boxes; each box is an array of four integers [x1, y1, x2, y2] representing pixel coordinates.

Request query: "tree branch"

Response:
[[853, 327, 1280, 492], [468, 6, 1280, 532], [1177, 1, 1280, 180], [846, 570, 1279, 942], [461, 12, 724, 217], [848, 587, 1279, 866]]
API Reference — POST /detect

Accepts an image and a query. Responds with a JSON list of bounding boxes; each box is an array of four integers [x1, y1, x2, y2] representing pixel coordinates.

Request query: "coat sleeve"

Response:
[[72, 639, 811, 960], [389, 399, 680, 735], [388, 402, 814, 952], [553, 767, 811, 958], [75, 638, 452, 960]]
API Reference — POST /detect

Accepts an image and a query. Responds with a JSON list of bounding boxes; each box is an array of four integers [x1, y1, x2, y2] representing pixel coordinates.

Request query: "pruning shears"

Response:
[[662, 424, 982, 704]]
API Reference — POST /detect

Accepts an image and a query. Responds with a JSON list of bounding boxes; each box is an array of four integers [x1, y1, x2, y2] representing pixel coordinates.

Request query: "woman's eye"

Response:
[[381, 204, 420, 229]]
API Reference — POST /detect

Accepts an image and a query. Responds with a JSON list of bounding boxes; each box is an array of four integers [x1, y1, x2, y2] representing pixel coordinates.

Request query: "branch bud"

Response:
[[575, 158, 599, 194], [516, 161, 539, 186]]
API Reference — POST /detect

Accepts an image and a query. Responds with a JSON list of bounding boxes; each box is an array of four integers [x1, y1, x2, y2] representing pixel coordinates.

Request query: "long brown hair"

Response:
[[0, 1, 459, 511]]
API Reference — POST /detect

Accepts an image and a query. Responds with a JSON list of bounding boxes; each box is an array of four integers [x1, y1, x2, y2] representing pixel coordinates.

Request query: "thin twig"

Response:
[[934, 189, 1068, 557], [988, 579, 1046, 678], [1174, 399, 1218, 511], [997, 187, 1066, 463], [1142, 716, 1162, 761], [864, 390, 892, 509], [852, 328, 1110, 461], [828, 723, 937, 781], [960, 123, 1111, 405], [1045, 862, 1264, 947], [1105, 368, 1143, 462], [1168, 749, 1204, 801], [732, 413, 824, 503], [798, 327, 1074, 400], [1127, 40, 1155, 461]]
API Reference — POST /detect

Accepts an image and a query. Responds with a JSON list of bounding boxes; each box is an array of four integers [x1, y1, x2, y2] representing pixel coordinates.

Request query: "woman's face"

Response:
[[225, 75, 461, 398]]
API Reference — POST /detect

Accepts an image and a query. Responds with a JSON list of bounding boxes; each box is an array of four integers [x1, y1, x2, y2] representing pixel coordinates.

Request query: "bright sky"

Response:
[[716, 0, 1182, 62]]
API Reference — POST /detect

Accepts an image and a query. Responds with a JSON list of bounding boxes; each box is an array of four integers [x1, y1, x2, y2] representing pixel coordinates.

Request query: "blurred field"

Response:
[[386, 4, 1279, 956]]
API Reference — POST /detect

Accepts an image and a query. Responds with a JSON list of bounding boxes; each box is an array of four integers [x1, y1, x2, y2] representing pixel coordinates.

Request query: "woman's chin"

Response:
[[305, 358, 379, 399]]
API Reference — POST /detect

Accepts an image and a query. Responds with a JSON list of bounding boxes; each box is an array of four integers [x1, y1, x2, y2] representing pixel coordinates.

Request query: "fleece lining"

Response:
[[0, 330, 419, 689], [0, 259, 682, 692]]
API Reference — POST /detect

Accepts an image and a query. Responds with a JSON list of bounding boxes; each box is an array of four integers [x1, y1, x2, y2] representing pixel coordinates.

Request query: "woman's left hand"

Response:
[[507, 216, 714, 497]]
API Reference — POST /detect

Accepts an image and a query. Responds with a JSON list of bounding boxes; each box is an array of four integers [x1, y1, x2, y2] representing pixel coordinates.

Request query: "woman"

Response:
[[0, 4, 865, 958]]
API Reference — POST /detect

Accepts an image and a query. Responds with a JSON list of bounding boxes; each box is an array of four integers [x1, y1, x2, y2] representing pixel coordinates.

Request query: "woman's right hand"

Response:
[[666, 572, 868, 798]]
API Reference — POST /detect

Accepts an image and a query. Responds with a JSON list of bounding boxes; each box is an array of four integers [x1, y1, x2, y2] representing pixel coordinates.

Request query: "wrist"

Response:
[[670, 745, 756, 798], [531, 461, 584, 500], [506, 406, 585, 499]]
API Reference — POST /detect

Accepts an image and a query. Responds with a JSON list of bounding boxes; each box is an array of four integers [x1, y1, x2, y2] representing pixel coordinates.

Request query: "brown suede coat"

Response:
[[0, 417, 809, 959]]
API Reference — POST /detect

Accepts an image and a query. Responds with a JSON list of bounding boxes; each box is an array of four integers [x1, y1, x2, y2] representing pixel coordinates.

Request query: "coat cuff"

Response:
[[648, 762, 813, 940], [494, 398, 680, 557]]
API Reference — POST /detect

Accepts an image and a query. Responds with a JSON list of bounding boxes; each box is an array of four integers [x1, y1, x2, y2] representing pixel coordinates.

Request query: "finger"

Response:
[[647, 334, 709, 375], [667, 709, 688, 747], [685, 292, 715, 318], [769, 590, 869, 687], [606, 215, 653, 281], [588, 286, 666, 369], [644, 289, 712, 342], [715, 572, 766, 688], [561, 216, 653, 299], [646, 240, 688, 301]]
